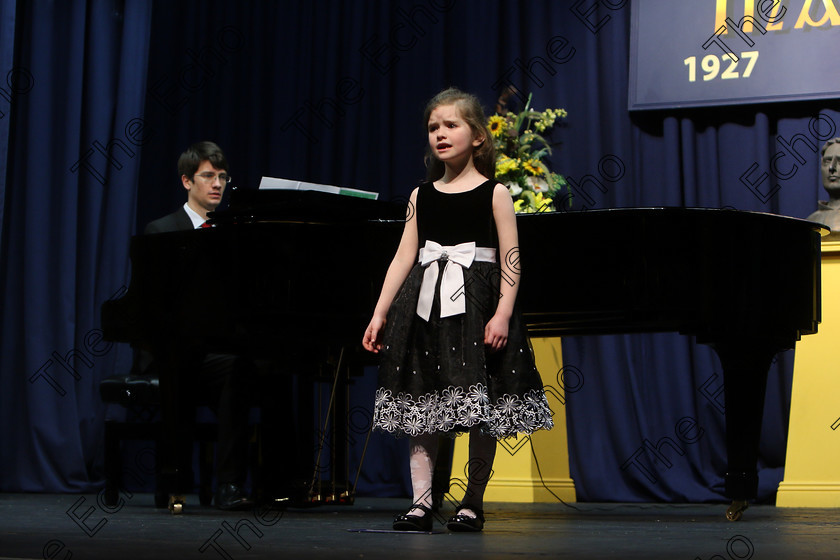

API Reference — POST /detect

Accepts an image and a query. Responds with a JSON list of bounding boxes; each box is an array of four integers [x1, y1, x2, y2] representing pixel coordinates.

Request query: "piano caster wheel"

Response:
[[168, 494, 186, 515], [725, 500, 749, 521], [272, 496, 291, 509]]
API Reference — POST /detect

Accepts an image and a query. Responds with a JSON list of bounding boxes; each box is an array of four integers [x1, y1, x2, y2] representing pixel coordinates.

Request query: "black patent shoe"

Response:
[[446, 504, 485, 532], [393, 503, 433, 532]]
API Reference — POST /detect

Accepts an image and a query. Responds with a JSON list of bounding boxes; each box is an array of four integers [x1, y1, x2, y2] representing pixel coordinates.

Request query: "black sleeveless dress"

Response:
[[372, 180, 554, 439]]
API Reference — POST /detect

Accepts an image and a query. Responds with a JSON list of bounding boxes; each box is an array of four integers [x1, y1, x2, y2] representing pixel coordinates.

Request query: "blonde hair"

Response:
[[422, 88, 496, 181]]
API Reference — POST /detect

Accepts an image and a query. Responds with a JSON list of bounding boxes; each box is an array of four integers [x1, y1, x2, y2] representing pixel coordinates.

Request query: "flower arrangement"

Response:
[[488, 93, 568, 213]]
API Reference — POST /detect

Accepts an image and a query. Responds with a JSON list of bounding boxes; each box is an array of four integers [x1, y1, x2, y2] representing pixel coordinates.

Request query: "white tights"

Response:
[[407, 427, 497, 518]]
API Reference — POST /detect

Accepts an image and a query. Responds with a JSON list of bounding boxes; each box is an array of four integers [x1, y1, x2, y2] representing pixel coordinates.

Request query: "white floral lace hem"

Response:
[[372, 383, 554, 439]]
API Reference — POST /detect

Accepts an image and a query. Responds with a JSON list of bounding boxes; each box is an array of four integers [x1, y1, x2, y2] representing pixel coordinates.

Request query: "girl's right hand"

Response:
[[362, 316, 386, 353]]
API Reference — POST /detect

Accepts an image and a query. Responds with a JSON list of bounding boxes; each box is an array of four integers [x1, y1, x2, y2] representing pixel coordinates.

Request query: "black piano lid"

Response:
[[515, 205, 823, 339], [515, 206, 829, 235]]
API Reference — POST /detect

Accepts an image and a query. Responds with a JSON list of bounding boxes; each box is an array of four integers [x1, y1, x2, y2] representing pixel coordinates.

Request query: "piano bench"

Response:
[[100, 374, 217, 509]]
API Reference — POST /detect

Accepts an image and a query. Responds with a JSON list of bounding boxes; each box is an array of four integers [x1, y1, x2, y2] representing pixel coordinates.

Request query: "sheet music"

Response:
[[258, 176, 378, 200]]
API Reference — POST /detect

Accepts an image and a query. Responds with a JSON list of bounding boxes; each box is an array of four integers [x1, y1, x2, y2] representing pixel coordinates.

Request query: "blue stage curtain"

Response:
[[0, 0, 151, 491], [0, 0, 16, 249], [0, 0, 834, 502]]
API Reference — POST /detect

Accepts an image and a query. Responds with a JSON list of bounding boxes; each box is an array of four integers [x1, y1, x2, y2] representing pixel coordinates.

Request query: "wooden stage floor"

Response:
[[1, 493, 837, 559]]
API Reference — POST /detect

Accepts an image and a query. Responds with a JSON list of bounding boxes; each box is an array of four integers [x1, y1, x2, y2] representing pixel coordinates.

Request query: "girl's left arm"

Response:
[[485, 183, 520, 351]]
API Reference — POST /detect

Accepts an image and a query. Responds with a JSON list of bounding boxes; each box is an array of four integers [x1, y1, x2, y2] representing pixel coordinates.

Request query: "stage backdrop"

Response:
[[1, 0, 837, 504]]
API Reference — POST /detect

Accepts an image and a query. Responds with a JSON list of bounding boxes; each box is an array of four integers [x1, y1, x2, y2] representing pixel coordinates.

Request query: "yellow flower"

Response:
[[513, 199, 526, 213], [488, 115, 506, 138], [495, 154, 519, 176], [522, 159, 543, 176], [534, 192, 553, 211]]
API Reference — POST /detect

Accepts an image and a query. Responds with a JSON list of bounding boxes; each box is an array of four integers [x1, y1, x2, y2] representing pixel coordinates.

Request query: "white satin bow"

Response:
[[416, 240, 496, 321]]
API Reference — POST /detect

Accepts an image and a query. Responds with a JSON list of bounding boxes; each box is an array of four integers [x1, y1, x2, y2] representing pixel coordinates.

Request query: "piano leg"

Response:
[[154, 339, 197, 515], [310, 346, 353, 506], [712, 338, 778, 521]]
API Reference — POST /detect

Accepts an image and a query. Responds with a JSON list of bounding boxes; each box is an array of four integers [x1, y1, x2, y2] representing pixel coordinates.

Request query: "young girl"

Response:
[[362, 87, 554, 532]]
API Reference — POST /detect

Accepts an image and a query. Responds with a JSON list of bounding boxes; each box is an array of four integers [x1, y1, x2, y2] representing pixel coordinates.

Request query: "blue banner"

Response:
[[629, 0, 840, 109]]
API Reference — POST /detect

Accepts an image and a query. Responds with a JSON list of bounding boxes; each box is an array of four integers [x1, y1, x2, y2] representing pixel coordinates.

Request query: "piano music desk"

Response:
[[451, 336, 577, 503], [778, 239, 840, 507]]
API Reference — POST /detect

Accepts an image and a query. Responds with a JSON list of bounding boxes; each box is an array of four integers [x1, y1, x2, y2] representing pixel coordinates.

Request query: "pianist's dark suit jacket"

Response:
[[144, 207, 193, 234]]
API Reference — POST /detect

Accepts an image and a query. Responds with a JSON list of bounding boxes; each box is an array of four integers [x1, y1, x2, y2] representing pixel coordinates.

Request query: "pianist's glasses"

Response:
[[194, 172, 231, 184]]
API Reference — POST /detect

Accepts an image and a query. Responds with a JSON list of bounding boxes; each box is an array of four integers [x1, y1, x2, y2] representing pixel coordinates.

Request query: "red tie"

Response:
[[200, 221, 212, 228]]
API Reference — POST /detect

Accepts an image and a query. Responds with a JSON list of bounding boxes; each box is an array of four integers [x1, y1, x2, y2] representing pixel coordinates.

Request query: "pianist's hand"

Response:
[[363, 316, 386, 353], [484, 313, 509, 353]]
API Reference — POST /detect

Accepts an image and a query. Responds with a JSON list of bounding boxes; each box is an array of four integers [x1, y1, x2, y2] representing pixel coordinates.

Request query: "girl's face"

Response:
[[427, 103, 483, 166]]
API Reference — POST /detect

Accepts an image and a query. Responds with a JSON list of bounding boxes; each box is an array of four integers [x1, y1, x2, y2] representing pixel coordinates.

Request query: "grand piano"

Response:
[[102, 189, 825, 520]]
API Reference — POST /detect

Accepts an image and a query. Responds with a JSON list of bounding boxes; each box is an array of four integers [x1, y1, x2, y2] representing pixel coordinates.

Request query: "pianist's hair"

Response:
[[423, 88, 496, 182], [178, 141, 229, 180]]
